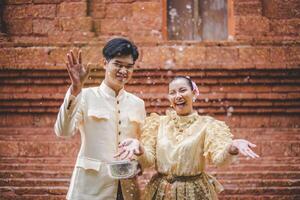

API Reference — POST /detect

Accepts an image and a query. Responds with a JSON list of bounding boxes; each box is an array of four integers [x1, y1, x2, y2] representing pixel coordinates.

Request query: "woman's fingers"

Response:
[[246, 148, 260, 158], [120, 150, 130, 160], [114, 148, 126, 158], [247, 142, 256, 148], [133, 148, 140, 155], [239, 148, 248, 157], [119, 139, 132, 147], [127, 151, 134, 160]]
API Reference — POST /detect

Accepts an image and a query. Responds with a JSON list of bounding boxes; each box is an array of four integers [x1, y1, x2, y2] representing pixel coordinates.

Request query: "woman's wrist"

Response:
[[137, 144, 145, 156], [228, 144, 239, 155]]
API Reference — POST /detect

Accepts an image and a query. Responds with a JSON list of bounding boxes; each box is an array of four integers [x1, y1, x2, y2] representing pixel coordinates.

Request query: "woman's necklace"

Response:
[[171, 113, 198, 142]]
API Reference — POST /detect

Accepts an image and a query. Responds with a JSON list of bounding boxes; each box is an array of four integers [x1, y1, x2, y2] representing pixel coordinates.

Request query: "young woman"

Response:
[[116, 76, 259, 200]]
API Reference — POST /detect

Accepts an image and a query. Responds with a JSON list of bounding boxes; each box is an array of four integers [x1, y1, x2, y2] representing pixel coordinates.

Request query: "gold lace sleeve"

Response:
[[204, 119, 236, 167], [138, 113, 160, 170]]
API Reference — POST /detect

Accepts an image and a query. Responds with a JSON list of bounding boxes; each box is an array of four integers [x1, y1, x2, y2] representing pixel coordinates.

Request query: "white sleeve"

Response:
[[54, 87, 84, 138]]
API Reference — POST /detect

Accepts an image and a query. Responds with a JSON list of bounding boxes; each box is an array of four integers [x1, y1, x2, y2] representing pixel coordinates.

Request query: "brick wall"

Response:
[[1, 0, 299, 125], [0, 0, 300, 199]]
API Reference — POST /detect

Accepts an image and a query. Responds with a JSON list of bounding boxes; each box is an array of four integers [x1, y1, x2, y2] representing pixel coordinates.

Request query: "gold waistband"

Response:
[[158, 173, 203, 184]]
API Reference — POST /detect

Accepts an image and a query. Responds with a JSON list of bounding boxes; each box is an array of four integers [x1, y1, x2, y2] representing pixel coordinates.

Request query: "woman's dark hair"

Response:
[[169, 76, 193, 90], [102, 38, 139, 62]]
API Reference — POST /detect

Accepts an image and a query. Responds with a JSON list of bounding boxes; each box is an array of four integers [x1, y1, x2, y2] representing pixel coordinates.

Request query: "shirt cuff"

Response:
[[64, 87, 82, 111]]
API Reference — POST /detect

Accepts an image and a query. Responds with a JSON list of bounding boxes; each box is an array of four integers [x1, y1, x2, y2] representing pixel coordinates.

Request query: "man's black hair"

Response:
[[102, 38, 139, 62]]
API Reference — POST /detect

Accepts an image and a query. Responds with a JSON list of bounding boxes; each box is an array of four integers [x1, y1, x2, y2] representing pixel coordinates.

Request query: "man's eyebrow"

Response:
[[114, 60, 134, 66]]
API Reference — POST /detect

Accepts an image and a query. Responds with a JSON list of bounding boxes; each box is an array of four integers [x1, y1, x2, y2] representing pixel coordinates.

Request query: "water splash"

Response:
[[164, 59, 175, 69]]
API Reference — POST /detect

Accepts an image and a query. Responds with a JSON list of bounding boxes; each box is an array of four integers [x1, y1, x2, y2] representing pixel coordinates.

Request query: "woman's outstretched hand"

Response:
[[114, 138, 144, 160], [230, 139, 260, 159]]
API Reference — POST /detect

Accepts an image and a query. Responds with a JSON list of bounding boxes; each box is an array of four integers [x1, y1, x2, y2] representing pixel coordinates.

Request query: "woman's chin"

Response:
[[174, 107, 189, 116]]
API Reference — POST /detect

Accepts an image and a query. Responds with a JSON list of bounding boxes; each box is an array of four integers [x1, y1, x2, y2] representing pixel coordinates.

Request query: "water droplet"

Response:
[[167, 70, 173, 77], [228, 106, 234, 112], [164, 59, 175, 69], [244, 76, 250, 82], [169, 8, 178, 22], [227, 106, 234, 117], [198, 109, 205, 113]]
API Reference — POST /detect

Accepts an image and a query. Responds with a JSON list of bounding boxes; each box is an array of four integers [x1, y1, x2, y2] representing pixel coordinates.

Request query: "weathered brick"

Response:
[[262, 0, 300, 19], [105, 3, 132, 19], [128, 30, 163, 43], [33, 114, 57, 127], [18, 142, 49, 156], [3, 5, 29, 21], [0, 141, 19, 156], [5, 0, 32, 4], [269, 47, 288, 63], [6, 19, 33, 35], [261, 141, 292, 156], [287, 46, 300, 63], [226, 93, 257, 99], [33, 0, 62, 3], [100, 18, 128, 33], [33, 19, 58, 34], [27, 4, 57, 18], [140, 46, 175, 68], [238, 47, 270, 64], [234, 1, 262, 16], [48, 30, 95, 43], [0, 114, 34, 127], [48, 142, 79, 157], [58, 1, 87, 17], [104, 0, 135, 3], [258, 93, 287, 100], [174, 46, 205, 67], [59, 17, 93, 31], [129, 2, 162, 31], [81, 46, 104, 65], [0, 48, 16, 67], [271, 19, 300, 36], [14, 47, 51, 66], [89, 2, 106, 19], [206, 47, 238, 65], [236, 16, 270, 36], [240, 115, 270, 128]]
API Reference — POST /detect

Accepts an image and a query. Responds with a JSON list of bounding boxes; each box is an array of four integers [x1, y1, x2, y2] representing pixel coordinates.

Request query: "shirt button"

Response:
[[118, 110, 120, 114], [117, 100, 119, 104], [118, 131, 121, 135], [119, 120, 121, 124]]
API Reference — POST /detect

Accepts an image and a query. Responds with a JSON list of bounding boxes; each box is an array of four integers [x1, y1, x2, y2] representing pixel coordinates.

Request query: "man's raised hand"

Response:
[[66, 50, 90, 96]]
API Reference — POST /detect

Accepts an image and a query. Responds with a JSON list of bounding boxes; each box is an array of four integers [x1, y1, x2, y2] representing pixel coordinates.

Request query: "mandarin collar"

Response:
[[99, 81, 125, 99]]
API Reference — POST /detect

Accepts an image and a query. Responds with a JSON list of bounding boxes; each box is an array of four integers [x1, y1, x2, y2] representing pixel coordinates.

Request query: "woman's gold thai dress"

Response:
[[138, 110, 237, 200]]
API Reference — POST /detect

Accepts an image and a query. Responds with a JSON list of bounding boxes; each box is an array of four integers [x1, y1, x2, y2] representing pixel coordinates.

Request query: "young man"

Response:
[[54, 38, 146, 200]]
